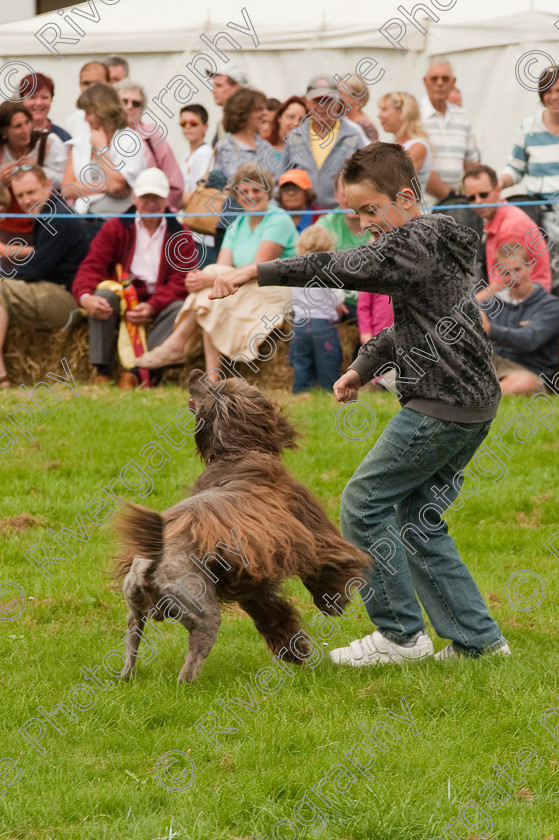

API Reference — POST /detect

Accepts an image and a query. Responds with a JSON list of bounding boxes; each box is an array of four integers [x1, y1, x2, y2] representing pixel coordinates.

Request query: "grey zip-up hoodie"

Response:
[[258, 213, 501, 422]]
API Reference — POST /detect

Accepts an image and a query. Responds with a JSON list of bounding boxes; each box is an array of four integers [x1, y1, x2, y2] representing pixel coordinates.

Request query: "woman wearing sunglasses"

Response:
[[115, 80, 184, 213]]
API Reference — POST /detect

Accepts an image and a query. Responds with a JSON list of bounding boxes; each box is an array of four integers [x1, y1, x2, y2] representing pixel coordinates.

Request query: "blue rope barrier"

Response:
[[0, 200, 555, 220]]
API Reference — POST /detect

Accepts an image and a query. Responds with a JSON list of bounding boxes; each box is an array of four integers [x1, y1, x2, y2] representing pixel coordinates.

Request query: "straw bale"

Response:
[[4, 317, 360, 391]]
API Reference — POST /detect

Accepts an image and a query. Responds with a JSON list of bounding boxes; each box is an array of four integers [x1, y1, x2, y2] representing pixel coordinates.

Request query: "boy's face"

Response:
[[335, 177, 359, 222], [344, 180, 419, 237]]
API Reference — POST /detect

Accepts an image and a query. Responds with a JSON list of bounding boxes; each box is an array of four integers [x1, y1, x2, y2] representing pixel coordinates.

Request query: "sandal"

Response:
[[0, 375, 11, 389]]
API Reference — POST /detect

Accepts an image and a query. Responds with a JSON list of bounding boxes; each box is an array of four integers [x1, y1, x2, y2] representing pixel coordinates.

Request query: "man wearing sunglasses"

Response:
[[420, 57, 479, 203], [463, 164, 551, 292], [0, 164, 89, 388]]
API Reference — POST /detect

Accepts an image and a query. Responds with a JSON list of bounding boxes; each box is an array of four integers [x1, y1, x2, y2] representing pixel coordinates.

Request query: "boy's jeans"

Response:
[[340, 407, 507, 654]]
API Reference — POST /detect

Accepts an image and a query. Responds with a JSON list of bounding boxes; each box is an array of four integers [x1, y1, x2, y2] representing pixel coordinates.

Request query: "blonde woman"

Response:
[[378, 91, 432, 194], [338, 74, 378, 142]]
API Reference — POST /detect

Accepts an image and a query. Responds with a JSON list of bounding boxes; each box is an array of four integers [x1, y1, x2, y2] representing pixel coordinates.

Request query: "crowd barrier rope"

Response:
[[0, 198, 556, 220]]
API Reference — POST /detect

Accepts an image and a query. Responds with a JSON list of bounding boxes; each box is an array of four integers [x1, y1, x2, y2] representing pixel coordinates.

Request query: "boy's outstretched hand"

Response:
[[333, 369, 362, 403], [209, 264, 258, 299]]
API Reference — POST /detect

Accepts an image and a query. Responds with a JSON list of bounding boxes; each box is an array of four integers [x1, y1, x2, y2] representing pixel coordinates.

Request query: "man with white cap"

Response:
[[284, 73, 369, 209], [73, 167, 198, 388], [206, 62, 249, 147]]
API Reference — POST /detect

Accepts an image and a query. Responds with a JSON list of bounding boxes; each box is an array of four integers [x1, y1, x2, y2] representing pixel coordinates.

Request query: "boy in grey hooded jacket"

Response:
[[209, 142, 509, 665]]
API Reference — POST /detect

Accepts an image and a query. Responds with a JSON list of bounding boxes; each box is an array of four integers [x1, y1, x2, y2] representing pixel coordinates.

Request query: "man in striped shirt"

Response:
[[420, 57, 479, 203]]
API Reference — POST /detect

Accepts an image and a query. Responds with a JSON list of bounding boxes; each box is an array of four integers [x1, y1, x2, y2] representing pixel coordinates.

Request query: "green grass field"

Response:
[[1, 382, 558, 840]]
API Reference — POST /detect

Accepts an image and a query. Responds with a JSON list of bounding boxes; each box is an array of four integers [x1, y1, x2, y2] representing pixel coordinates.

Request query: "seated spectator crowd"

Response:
[[1, 54, 558, 393]]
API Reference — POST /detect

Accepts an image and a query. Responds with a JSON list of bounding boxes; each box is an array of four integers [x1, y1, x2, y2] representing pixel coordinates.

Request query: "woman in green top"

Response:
[[137, 163, 297, 376]]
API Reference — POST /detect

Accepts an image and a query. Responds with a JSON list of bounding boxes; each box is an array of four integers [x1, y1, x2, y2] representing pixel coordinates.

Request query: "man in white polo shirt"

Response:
[[421, 57, 480, 202]]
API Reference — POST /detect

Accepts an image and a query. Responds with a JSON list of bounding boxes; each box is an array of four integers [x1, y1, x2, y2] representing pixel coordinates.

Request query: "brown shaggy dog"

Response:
[[114, 370, 370, 682]]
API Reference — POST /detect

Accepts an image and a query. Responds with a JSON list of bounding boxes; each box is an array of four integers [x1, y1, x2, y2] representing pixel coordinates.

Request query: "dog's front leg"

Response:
[[121, 613, 146, 680], [238, 589, 306, 660]]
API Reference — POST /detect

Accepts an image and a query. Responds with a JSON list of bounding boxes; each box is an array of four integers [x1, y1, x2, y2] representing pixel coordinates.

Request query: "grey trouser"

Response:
[[88, 288, 183, 367]]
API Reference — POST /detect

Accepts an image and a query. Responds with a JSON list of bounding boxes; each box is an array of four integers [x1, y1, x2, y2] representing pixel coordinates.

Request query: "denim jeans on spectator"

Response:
[[340, 407, 507, 654], [289, 318, 342, 393]]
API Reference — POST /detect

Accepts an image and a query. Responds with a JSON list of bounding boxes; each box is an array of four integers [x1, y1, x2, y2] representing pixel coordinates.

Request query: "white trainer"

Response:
[[329, 630, 434, 667], [434, 642, 512, 661]]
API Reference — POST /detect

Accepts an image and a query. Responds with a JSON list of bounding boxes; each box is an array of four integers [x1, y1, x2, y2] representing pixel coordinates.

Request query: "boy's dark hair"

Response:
[[342, 142, 416, 201], [462, 164, 498, 188], [180, 104, 209, 125]]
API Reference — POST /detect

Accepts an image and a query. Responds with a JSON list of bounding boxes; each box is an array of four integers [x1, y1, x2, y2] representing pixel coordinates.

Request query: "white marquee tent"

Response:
[[0, 0, 558, 174]]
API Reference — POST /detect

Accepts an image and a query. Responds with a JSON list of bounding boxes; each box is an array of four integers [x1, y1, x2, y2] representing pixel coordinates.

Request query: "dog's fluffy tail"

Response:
[[113, 503, 164, 581]]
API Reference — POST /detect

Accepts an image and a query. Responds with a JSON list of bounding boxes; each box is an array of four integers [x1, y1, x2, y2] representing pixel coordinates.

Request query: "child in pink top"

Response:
[[357, 291, 394, 343]]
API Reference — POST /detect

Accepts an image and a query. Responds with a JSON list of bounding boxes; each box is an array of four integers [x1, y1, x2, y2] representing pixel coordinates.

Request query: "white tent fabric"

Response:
[[430, 10, 559, 52], [0, 2, 558, 175], [0, 1, 425, 53]]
